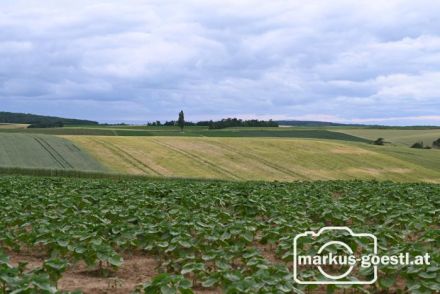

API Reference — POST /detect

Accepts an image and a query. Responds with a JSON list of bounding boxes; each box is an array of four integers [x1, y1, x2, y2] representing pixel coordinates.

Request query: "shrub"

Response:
[[433, 138, 440, 149], [411, 141, 424, 149], [373, 138, 385, 145]]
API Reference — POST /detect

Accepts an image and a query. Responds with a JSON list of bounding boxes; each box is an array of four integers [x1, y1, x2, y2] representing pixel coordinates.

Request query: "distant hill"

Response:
[[276, 120, 440, 129], [276, 120, 362, 127], [0, 112, 98, 127]]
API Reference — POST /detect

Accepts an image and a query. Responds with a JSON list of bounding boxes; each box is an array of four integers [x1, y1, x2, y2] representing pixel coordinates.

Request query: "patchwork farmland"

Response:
[[0, 125, 439, 293]]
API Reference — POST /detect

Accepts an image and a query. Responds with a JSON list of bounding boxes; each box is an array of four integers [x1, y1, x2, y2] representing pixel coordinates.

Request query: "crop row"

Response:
[[0, 176, 438, 293]]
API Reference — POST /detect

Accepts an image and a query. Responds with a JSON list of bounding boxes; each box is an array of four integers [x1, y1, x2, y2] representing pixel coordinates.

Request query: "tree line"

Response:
[[147, 114, 278, 129]]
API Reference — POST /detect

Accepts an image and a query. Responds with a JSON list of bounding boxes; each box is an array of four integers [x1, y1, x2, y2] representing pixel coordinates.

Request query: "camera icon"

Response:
[[293, 226, 378, 285]]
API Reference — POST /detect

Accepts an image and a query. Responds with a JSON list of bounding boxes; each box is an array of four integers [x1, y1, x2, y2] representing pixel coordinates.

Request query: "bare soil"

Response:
[[8, 250, 220, 293]]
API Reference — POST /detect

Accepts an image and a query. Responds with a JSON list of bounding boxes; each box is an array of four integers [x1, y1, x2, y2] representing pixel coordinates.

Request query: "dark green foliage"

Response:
[[0, 111, 97, 126], [28, 121, 64, 128], [146, 121, 162, 126], [373, 137, 385, 145], [433, 138, 440, 149], [0, 176, 438, 293], [135, 273, 193, 293], [178, 111, 185, 131], [206, 118, 279, 129], [163, 121, 196, 126], [411, 141, 425, 149]]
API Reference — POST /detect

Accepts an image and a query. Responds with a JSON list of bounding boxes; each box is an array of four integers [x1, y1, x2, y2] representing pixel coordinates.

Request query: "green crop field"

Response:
[[0, 133, 106, 172], [65, 136, 440, 183], [332, 128, 440, 147], [0, 176, 437, 293], [0, 125, 370, 142]]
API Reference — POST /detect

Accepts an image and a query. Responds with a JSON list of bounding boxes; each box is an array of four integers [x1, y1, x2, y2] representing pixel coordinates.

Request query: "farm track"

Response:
[[151, 139, 243, 180], [33, 137, 73, 169], [91, 138, 161, 176], [207, 140, 305, 179]]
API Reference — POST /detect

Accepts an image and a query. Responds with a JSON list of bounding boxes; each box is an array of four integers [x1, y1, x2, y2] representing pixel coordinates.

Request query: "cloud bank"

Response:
[[1, 0, 440, 124]]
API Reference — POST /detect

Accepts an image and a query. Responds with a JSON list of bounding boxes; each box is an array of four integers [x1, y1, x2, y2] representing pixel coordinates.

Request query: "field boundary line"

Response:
[[91, 138, 161, 176], [208, 140, 305, 179], [151, 139, 242, 180]]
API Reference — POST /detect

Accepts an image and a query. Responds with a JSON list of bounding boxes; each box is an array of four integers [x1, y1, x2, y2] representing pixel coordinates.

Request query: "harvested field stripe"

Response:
[[207, 140, 305, 179], [90, 138, 145, 174], [151, 139, 242, 180], [92, 138, 161, 176], [105, 141, 161, 176]]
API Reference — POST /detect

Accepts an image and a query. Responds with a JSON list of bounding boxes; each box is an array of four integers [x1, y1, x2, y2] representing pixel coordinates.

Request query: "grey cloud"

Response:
[[0, 0, 439, 124]]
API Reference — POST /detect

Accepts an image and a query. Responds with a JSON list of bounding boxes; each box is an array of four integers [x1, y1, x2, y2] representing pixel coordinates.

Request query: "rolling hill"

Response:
[[333, 128, 440, 146], [0, 111, 98, 126], [66, 136, 440, 182]]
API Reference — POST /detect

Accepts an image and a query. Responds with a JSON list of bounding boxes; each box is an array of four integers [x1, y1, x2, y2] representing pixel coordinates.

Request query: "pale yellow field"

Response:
[[64, 136, 440, 182], [0, 123, 29, 129]]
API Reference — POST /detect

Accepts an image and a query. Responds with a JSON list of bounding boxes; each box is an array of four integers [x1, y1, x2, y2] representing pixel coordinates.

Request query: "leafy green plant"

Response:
[[0, 176, 438, 293], [134, 273, 193, 294]]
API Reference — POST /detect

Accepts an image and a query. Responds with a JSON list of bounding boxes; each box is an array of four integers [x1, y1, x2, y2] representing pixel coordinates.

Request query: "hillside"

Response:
[[333, 128, 440, 146], [0, 133, 106, 171], [0, 111, 98, 126], [66, 136, 440, 182]]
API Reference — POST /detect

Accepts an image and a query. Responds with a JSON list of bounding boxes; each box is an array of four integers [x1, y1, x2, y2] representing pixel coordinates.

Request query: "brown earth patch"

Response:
[[58, 253, 158, 294], [8, 251, 157, 294], [7, 250, 220, 294]]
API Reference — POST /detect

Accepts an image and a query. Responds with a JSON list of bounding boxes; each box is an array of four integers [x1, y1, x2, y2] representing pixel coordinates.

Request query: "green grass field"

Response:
[[332, 128, 440, 146], [66, 136, 440, 182], [0, 133, 106, 172]]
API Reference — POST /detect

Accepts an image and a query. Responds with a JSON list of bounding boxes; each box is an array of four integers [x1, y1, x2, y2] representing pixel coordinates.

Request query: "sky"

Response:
[[1, 0, 440, 125]]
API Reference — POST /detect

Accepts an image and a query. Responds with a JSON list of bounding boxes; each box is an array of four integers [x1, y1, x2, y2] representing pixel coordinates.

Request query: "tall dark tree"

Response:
[[178, 110, 185, 131]]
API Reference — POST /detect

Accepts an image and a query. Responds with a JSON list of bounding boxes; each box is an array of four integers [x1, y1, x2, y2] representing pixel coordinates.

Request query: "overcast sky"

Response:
[[1, 0, 440, 125]]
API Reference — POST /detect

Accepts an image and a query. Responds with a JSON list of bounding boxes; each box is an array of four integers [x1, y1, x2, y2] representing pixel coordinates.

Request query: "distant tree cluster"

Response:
[[146, 121, 162, 126], [199, 118, 279, 129], [161, 121, 195, 127]]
